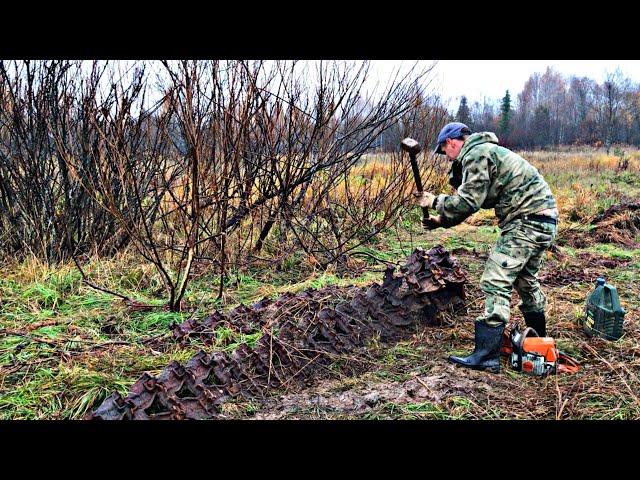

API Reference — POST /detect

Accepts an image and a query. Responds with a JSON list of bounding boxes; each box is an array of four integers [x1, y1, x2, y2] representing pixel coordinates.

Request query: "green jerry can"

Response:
[[584, 278, 626, 340]]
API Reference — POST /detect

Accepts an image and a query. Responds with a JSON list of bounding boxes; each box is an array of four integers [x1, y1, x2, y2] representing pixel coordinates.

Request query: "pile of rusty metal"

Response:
[[89, 245, 467, 420], [170, 287, 359, 344]]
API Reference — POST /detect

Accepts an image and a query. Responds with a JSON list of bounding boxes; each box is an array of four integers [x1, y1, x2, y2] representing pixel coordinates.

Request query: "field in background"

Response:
[[1, 147, 639, 419]]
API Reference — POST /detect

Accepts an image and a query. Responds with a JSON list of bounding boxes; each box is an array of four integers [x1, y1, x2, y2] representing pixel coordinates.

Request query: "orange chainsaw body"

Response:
[[522, 337, 558, 362], [502, 332, 558, 360], [501, 327, 580, 375]]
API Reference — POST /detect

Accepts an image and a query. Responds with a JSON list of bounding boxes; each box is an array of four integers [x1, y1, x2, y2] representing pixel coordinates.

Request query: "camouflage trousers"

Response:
[[479, 217, 557, 327]]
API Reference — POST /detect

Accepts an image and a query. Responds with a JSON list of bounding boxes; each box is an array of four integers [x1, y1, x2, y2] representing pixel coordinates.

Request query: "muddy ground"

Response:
[[220, 211, 640, 420]]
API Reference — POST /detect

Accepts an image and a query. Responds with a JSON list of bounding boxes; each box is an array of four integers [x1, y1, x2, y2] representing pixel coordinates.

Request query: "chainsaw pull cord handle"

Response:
[[514, 327, 539, 371]]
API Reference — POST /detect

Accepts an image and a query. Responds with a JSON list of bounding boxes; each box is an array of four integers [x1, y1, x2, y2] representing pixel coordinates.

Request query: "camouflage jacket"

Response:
[[434, 132, 557, 228]]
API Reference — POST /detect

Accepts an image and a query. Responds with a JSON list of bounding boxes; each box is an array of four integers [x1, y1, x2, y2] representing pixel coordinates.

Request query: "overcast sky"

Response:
[[370, 60, 640, 109]]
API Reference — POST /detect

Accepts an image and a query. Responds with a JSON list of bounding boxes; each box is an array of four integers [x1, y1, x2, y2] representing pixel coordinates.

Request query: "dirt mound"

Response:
[[576, 251, 633, 268], [559, 201, 640, 248], [592, 201, 640, 224], [557, 229, 592, 249], [539, 264, 592, 287], [590, 201, 640, 247], [540, 252, 631, 287], [89, 245, 468, 420]]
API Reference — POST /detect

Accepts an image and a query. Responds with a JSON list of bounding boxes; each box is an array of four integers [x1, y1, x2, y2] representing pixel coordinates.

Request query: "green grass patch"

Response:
[[381, 342, 425, 363], [128, 311, 188, 334], [558, 245, 578, 257], [475, 225, 501, 243], [606, 170, 640, 187], [367, 401, 452, 419], [21, 283, 60, 309], [443, 235, 478, 251], [608, 268, 640, 283], [586, 244, 639, 260], [439, 226, 497, 253]]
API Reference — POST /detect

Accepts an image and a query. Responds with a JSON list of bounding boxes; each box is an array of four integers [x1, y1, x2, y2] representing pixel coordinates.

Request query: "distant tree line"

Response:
[[451, 67, 640, 152]]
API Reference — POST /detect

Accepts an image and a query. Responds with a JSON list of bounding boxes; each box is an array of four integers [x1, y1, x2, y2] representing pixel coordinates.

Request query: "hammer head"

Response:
[[401, 137, 422, 155]]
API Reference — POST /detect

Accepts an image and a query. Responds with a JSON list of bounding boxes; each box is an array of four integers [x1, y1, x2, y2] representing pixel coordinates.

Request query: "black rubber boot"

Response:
[[448, 321, 505, 373], [522, 309, 546, 337]]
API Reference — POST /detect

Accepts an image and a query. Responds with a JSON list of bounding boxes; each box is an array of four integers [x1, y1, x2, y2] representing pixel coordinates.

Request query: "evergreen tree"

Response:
[[499, 90, 512, 136], [532, 105, 551, 148], [456, 96, 471, 126]]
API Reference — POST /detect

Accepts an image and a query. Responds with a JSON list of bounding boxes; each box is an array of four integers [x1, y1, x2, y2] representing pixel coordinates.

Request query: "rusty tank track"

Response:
[[89, 245, 467, 420], [169, 286, 360, 344]]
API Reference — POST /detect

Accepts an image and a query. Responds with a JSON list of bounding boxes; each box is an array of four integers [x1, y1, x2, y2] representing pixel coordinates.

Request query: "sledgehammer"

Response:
[[401, 137, 430, 225]]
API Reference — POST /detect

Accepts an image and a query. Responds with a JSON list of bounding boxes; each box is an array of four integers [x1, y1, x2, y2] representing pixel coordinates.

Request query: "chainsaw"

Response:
[[501, 326, 580, 376]]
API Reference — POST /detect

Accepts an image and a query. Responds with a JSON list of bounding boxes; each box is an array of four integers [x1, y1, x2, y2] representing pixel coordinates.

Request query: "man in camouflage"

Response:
[[415, 122, 558, 373]]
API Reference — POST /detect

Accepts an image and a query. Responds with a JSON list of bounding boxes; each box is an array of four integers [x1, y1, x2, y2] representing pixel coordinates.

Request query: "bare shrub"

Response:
[[0, 60, 442, 311]]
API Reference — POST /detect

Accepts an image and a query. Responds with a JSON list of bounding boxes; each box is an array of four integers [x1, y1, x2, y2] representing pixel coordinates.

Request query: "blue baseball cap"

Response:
[[434, 122, 471, 154]]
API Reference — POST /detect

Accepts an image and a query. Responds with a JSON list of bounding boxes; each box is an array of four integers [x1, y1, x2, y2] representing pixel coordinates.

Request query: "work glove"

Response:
[[422, 215, 442, 230], [414, 190, 437, 209]]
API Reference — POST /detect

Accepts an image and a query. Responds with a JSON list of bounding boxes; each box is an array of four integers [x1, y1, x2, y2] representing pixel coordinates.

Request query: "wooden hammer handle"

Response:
[[409, 152, 430, 223]]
